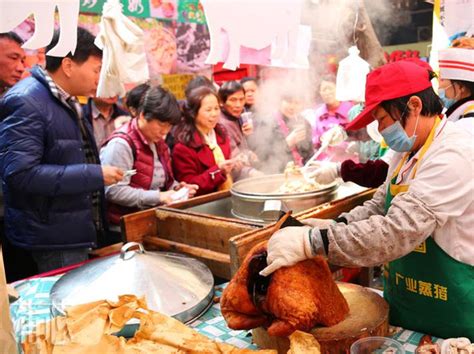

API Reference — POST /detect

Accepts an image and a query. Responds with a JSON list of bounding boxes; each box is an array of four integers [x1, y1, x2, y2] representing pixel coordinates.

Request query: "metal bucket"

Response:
[[231, 174, 339, 223]]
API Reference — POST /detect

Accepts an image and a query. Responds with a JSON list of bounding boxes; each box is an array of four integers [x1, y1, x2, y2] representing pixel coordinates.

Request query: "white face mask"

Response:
[[438, 84, 458, 109]]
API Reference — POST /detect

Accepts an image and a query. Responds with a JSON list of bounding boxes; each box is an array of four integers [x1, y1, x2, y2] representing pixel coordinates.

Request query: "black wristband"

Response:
[[335, 216, 348, 224], [320, 229, 330, 255]]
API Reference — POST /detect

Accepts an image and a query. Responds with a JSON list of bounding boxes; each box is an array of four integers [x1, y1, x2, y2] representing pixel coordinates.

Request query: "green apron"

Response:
[[383, 117, 474, 340]]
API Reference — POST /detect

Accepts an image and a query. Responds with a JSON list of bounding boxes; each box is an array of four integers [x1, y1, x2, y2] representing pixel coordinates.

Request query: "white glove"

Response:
[[320, 125, 347, 146], [345, 141, 359, 155], [300, 218, 335, 229], [306, 161, 340, 184], [259, 226, 313, 277]]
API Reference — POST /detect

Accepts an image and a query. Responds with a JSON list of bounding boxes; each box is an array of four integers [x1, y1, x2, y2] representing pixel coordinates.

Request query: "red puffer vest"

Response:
[[104, 118, 175, 225]]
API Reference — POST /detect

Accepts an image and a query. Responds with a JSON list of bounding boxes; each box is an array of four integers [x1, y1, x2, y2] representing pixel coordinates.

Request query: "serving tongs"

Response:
[[247, 211, 305, 310]]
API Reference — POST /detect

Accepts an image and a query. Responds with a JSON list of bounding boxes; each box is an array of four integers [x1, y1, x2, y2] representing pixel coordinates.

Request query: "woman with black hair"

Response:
[[261, 61, 474, 339], [172, 86, 237, 196], [125, 83, 150, 117], [101, 85, 198, 226]]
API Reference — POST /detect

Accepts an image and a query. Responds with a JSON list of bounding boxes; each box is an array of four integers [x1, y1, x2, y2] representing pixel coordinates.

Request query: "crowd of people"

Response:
[[0, 25, 472, 302]]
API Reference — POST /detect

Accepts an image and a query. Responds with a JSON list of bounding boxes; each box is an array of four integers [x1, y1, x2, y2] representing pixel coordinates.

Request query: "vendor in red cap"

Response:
[[260, 60, 474, 339], [308, 58, 435, 188]]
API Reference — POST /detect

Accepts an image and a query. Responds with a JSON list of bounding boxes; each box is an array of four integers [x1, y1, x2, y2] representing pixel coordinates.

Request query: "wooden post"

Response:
[[0, 247, 18, 354]]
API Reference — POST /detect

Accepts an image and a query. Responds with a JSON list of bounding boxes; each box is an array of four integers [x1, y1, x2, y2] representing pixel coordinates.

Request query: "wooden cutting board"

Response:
[[252, 283, 389, 354]]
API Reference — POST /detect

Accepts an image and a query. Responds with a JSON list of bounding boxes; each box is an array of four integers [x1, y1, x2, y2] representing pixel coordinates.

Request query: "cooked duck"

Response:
[[221, 241, 349, 337]]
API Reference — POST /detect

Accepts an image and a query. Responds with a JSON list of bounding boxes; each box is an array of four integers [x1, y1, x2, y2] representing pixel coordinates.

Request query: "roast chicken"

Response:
[[221, 241, 350, 337]]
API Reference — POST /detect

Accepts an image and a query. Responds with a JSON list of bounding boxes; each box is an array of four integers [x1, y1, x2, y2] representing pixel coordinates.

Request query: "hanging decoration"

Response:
[[200, 0, 308, 70], [94, 0, 149, 97], [0, 0, 80, 56]]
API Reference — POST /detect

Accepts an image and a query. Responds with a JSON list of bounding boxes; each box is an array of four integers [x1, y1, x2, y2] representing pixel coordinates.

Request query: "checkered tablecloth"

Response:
[[9, 276, 443, 352]]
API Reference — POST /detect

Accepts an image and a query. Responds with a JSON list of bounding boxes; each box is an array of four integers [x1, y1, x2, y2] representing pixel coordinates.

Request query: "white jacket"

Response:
[[333, 120, 474, 267]]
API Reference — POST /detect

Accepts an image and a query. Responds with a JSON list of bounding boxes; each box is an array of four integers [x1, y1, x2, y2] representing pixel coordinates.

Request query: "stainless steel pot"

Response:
[[231, 174, 339, 223]]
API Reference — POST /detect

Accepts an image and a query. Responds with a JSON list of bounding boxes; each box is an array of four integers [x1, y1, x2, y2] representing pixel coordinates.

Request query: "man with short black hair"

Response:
[[0, 27, 124, 274], [0, 32, 26, 96], [83, 95, 129, 148]]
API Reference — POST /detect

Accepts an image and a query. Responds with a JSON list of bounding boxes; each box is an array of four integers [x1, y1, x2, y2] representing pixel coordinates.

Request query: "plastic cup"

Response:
[[241, 111, 253, 123], [350, 337, 405, 354]]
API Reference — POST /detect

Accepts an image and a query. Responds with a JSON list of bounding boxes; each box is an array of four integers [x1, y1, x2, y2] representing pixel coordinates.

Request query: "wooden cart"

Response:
[[120, 192, 261, 279], [118, 188, 375, 281]]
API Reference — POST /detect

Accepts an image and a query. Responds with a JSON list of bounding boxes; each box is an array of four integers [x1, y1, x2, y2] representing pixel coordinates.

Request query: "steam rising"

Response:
[[250, 0, 397, 173]]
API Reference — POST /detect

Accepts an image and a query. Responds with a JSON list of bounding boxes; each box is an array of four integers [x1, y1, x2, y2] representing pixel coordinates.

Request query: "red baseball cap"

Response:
[[346, 60, 433, 130]]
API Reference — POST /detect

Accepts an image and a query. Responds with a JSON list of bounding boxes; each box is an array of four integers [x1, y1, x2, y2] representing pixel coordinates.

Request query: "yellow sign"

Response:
[[161, 74, 195, 101]]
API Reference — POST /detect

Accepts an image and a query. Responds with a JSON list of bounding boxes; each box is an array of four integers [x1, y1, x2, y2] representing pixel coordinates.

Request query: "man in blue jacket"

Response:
[[0, 27, 124, 274]]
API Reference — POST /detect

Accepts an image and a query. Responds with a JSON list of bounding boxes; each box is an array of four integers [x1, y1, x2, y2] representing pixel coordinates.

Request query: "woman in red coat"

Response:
[[172, 86, 238, 196]]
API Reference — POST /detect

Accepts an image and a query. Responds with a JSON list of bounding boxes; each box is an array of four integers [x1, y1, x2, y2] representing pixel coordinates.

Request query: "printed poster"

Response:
[[150, 0, 178, 20], [177, 0, 206, 24], [80, 0, 150, 18], [176, 22, 211, 73]]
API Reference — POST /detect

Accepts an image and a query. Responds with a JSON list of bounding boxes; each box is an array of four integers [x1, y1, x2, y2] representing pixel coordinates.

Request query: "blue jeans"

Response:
[[31, 248, 89, 273]]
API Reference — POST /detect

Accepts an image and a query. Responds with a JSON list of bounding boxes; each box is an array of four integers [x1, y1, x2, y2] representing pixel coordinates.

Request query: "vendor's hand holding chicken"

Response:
[[259, 226, 313, 277], [259, 217, 335, 277]]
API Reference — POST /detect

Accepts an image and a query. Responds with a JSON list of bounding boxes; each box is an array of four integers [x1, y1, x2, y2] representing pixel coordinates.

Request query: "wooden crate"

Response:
[[91, 191, 237, 257], [121, 203, 260, 279], [228, 189, 376, 280]]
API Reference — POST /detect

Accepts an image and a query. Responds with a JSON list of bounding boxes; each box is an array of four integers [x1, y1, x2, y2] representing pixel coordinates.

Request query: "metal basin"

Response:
[[231, 174, 339, 223]]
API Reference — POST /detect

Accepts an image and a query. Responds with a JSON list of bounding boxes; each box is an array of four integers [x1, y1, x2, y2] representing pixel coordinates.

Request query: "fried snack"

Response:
[[287, 331, 321, 354], [66, 303, 109, 345], [23, 294, 277, 354]]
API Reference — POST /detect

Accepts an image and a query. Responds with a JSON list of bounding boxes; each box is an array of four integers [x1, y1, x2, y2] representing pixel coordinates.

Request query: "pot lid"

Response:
[[50, 242, 214, 324]]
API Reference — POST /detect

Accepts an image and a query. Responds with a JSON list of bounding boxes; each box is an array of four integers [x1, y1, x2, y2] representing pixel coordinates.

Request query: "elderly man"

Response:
[[0, 32, 27, 281], [0, 32, 26, 96]]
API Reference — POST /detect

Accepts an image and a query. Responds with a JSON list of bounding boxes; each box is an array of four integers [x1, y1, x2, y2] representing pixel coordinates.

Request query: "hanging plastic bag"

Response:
[[336, 46, 370, 102]]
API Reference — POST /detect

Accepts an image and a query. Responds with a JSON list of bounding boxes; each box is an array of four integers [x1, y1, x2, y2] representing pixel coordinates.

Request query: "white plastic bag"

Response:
[[95, 0, 149, 98], [336, 46, 370, 102]]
